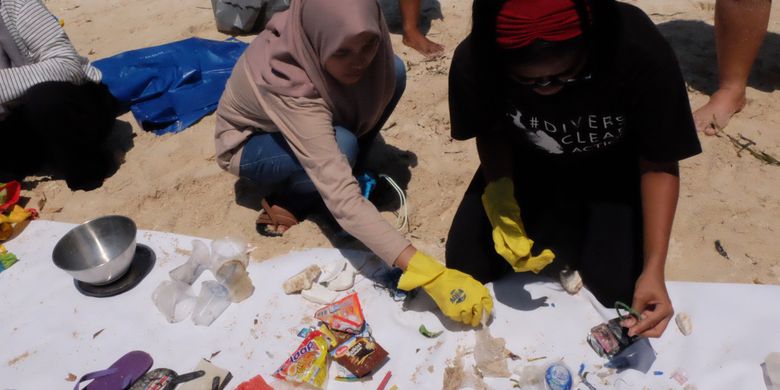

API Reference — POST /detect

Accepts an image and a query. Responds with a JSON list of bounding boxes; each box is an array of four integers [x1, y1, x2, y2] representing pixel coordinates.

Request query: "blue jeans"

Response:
[[239, 55, 406, 213]]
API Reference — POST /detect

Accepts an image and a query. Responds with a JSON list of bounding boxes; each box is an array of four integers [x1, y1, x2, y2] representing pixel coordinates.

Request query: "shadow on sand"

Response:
[[658, 19, 780, 95]]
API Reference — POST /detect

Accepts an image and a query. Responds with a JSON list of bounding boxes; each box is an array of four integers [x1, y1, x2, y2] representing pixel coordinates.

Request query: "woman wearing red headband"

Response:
[[445, 0, 701, 338]]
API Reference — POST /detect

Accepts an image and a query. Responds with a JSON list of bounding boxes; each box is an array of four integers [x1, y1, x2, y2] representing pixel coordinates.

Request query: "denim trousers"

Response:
[[238, 55, 406, 213]]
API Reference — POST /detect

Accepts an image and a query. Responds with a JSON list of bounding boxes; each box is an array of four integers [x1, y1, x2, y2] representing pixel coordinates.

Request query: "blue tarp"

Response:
[[94, 37, 248, 135]]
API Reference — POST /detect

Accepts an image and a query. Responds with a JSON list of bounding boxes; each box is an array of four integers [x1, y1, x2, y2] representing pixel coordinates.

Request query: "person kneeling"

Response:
[[0, 0, 118, 189], [446, 0, 701, 338], [214, 0, 492, 326]]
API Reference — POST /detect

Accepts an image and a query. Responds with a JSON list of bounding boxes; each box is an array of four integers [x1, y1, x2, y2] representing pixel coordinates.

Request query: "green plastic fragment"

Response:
[[419, 324, 443, 338], [0, 252, 18, 272]]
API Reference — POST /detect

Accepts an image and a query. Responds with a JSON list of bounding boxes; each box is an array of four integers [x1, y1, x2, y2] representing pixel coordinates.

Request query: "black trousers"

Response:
[[445, 169, 644, 307], [0, 81, 118, 189]]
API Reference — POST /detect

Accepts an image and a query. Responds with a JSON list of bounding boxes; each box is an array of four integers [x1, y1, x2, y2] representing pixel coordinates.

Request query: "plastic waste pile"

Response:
[[152, 237, 254, 326]]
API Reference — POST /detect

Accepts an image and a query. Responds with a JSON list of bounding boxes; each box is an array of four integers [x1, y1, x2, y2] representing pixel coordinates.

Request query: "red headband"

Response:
[[496, 0, 585, 50]]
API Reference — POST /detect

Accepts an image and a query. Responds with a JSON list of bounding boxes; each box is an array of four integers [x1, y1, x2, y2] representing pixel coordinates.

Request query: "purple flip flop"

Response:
[[74, 350, 153, 390]]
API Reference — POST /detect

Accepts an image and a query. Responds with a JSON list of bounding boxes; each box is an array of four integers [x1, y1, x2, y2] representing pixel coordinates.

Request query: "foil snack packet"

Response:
[[314, 293, 365, 334], [273, 330, 330, 388]]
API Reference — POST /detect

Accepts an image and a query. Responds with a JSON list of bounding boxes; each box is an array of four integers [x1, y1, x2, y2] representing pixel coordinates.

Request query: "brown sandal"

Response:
[[256, 199, 299, 237]]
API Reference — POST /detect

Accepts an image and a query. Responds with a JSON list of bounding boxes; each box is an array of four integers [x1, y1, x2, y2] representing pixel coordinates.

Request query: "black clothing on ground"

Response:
[[0, 81, 118, 190], [445, 3, 701, 306]]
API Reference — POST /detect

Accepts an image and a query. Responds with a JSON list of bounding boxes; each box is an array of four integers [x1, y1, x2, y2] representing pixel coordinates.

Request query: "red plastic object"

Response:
[[0, 181, 21, 213], [235, 375, 273, 390], [376, 370, 392, 390]]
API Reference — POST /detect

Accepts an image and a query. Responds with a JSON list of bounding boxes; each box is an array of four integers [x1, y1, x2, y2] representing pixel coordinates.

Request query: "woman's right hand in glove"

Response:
[[397, 251, 493, 327]]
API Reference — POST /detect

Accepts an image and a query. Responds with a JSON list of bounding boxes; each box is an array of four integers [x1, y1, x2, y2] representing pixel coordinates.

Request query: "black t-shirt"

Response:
[[449, 3, 701, 176]]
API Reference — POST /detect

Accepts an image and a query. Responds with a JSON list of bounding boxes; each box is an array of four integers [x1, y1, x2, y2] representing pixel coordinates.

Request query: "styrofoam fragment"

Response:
[[301, 283, 339, 304]]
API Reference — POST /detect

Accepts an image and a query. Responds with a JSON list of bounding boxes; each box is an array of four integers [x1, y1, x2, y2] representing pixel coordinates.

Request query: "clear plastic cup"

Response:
[[191, 280, 231, 326], [152, 280, 197, 323], [214, 260, 254, 303], [169, 240, 211, 285], [210, 237, 249, 269]]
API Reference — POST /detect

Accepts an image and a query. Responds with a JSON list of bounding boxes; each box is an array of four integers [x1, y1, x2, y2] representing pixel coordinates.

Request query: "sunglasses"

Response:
[[508, 55, 592, 88]]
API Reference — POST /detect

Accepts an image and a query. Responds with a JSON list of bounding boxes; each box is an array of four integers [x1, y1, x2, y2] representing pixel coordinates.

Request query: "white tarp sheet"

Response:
[[1, 220, 779, 389]]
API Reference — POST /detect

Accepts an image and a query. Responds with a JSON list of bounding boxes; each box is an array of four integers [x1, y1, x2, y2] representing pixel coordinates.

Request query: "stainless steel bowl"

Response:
[[52, 215, 137, 285]]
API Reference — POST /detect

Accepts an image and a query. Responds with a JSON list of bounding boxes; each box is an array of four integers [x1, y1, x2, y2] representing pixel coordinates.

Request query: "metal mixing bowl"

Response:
[[52, 215, 138, 285]]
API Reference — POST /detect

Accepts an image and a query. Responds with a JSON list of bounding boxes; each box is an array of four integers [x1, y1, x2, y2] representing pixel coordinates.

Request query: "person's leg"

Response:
[[693, 0, 771, 135], [445, 171, 513, 283], [239, 127, 359, 231], [399, 0, 444, 58], [18, 81, 118, 189], [0, 112, 42, 181], [576, 202, 644, 307], [239, 131, 310, 190]]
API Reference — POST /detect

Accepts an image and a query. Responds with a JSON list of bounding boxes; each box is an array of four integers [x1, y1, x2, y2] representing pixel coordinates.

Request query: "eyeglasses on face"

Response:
[[507, 54, 592, 88], [511, 72, 592, 88]]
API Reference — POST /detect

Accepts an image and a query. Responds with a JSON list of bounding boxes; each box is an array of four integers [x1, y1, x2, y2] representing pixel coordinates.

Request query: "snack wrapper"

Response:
[[273, 330, 330, 388], [330, 325, 388, 378], [334, 362, 361, 382], [314, 293, 365, 334], [319, 323, 353, 349]]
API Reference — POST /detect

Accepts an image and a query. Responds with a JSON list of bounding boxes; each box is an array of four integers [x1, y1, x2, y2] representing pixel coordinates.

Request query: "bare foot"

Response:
[[257, 199, 297, 236], [693, 87, 747, 135], [402, 30, 444, 59], [266, 225, 289, 234], [258, 222, 289, 237]]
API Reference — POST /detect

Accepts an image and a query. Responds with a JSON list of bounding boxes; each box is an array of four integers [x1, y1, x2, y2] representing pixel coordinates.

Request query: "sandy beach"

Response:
[[20, 0, 780, 285]]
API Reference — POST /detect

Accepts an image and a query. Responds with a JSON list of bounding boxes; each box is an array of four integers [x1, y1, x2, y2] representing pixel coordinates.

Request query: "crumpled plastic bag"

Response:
[[474, 325, 511, 378], [93, 38, 248, 134]]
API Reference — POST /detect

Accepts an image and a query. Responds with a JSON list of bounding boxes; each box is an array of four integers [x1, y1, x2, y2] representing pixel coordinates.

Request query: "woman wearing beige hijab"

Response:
[[215, 0, 492, 326]]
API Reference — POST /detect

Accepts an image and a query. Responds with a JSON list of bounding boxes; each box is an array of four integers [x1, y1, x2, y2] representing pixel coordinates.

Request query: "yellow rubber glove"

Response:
[[481, 177, 555, 273], [397, 251, 493, 327]]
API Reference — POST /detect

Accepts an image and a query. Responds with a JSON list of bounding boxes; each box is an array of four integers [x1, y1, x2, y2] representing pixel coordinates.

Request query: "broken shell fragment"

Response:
[[324, 261, 357, 291], [675, 312, 692, 336], [301, 283, 339, 304], [319, 259, 347, 284], [283, 265, 322, 294], [560, 269, 583, 294]]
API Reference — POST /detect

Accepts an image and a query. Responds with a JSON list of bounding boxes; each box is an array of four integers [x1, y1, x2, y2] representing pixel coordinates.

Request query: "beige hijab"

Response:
[[244, 0, 395, 136]]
